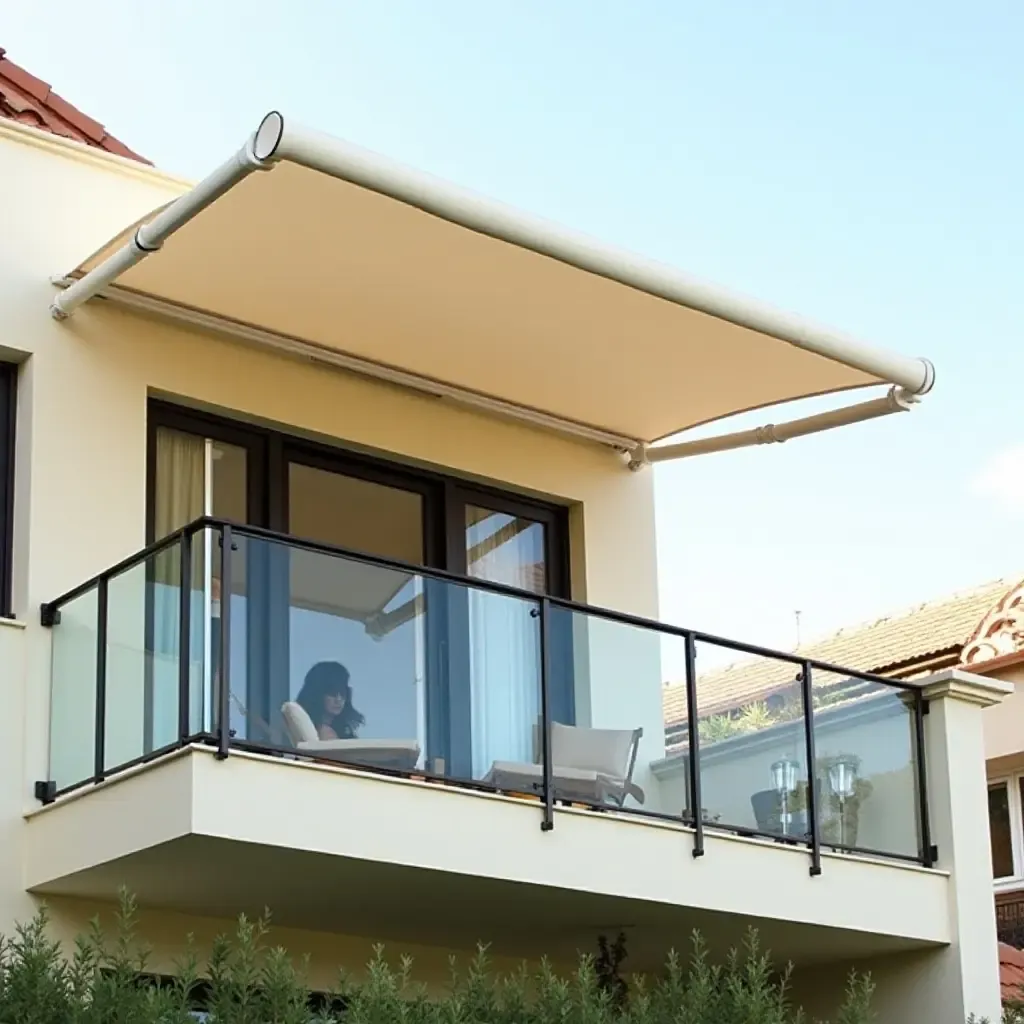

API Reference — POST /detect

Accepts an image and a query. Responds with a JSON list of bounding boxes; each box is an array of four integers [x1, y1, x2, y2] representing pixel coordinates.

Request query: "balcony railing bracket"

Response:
[[625, 446, 649, 472], [34, 780, 56, 804]]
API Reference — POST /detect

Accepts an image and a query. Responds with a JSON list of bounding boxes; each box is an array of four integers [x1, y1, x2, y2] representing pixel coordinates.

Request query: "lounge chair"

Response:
[[484, 722, 645, 807]]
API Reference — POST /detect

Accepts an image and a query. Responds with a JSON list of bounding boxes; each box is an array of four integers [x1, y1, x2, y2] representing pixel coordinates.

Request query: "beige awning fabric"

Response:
[[54, 113, 933, 450]]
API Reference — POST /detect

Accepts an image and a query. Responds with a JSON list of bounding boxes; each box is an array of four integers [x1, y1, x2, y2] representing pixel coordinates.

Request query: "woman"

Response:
[[295, 661, 365, 741]]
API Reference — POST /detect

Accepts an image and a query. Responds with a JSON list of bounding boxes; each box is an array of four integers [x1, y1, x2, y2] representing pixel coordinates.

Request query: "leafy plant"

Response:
[[698, 712, 744, 744], [737, 701, 776, 732], [691, 680, 870, 753], [0, 892, 878, 1023], [595, 931, 629, 1008], [967, 1009, 1024, 1024]]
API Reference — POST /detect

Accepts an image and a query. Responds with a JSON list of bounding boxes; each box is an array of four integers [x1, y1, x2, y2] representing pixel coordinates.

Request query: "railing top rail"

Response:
[[40, 523, 197, 615], [39, 516, 916, 692]]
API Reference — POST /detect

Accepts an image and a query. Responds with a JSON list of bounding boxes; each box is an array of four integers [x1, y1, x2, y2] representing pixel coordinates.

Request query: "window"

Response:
[[0, 362, 15, 619], [988, 776, 1024, 882], [145, 400, 574, 777]]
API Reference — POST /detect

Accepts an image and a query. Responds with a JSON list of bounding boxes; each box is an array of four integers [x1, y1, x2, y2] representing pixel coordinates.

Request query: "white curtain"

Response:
[[154, 428, 206, 541], [467, 513, 544, 778], [152, 428, 206, 745]]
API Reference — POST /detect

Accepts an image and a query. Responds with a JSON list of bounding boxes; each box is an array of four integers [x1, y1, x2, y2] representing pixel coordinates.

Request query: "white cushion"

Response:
[[296, 739, 421, 771], [550, 722, 636, 778], [297, 738, 420, 754], [485, 759, 644, 805], [281, 701, 318, 745], [485, 761, 608, 799]]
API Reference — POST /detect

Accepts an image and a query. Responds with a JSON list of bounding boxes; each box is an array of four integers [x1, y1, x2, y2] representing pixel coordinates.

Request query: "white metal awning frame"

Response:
[[50, 111, 935, 470]]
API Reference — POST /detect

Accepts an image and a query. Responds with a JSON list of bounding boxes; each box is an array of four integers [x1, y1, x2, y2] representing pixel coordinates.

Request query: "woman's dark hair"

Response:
[[296, 661, 365, 739]]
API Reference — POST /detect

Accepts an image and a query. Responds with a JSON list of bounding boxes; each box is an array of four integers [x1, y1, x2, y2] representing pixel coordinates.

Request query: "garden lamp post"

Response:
[[771, 758, 800, 835], [827, 756, 859, 848]]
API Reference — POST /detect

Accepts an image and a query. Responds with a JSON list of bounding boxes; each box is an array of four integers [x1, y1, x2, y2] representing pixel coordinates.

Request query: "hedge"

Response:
[[0, 890, 994, 1022]]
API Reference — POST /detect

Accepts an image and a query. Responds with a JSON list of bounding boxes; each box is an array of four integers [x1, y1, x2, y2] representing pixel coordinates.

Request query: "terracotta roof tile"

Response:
[[1001, 942, 1024, 1003], [663, 577, 1016, 727], [0, 47, 149, 164]]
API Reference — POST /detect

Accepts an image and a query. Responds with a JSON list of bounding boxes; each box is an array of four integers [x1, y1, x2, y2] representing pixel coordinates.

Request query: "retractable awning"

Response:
[[51, 112, 934, 467]]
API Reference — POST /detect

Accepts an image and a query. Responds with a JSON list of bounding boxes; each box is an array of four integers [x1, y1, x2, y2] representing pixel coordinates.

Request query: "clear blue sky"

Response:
[[6, 2, 1023, 669]]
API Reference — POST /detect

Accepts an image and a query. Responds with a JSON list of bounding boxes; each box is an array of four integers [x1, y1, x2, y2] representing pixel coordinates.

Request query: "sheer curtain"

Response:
[[467, 511, 545, 777], [153, 429, 205, 745]]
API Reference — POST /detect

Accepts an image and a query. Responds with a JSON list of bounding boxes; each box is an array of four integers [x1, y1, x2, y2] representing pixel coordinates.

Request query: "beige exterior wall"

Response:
[[984, 663, 1024, 764], [0, 124, 661, 941]]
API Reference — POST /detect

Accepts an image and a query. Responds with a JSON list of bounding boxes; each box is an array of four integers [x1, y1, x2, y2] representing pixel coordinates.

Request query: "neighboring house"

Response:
[[0, 49, 1008, 1024], [663, 577, 1012, 753], [963, 583, 1024, 949], [662, 576, 1024, 974], [1001, 942, 1024, 1007], [0, 48, 148, 162]]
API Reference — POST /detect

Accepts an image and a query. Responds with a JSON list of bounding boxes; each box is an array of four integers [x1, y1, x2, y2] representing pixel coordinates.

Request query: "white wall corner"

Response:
[[918, 667, 1013, 708], [913, 666, 1004, 1021]]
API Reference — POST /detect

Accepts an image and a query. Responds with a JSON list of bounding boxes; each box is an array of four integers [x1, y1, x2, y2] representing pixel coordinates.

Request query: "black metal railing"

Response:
[[39, 516, 934, 875]]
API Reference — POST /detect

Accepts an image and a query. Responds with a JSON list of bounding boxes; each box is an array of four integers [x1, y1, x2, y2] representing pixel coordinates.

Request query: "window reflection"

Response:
[[990, 783, 1014, 878], [466, 506, 546, 593]]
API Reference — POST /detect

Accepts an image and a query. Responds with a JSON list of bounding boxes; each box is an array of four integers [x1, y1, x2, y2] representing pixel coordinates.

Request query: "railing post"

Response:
[[684, 631, 704, 858], [216, 525, 232, 760], [915, 690, 934, 867], [538, 597, 554, 832], [800, 660, 822, 877], [177, 530, 193, 745], [94, 577, 109, 783]]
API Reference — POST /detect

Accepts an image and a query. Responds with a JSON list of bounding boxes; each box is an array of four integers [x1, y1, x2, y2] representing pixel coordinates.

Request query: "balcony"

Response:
[[26, 519, 948, 966]]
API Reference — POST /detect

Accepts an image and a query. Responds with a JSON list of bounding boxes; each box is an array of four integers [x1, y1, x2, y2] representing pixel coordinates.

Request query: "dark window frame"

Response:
[[989, 778, 1017, 881], [281, 438, 446, 570], [146, 398, 576, 765], [449, 481, 571, 597], [147, 400, 269, 538], [146, 398, 571, 590], [0, 362, 16, 619]]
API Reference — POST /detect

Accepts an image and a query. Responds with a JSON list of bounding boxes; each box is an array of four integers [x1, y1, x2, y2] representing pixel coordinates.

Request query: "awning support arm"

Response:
[[626, 386, 918, 470]]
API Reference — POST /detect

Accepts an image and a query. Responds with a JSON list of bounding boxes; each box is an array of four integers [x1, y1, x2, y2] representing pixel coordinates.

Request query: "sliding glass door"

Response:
[[147, 401, 571, 780], [268, 455, 433, 759]]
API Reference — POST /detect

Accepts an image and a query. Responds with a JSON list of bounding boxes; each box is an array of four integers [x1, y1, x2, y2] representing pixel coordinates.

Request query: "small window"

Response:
[[0, 362, 15, 619], [990, 782, 1014, 879]]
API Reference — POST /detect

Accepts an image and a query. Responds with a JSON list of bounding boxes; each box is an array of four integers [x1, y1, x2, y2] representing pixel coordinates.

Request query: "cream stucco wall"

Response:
[[983, 662, 1024, 764], [0, 123, 662, 935], [40, 895, 570, 995]]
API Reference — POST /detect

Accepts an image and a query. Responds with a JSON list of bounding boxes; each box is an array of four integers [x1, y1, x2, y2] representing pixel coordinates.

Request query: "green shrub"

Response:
[[967, 1001, 1024, 1024], [0, 891, 876, 1023]]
